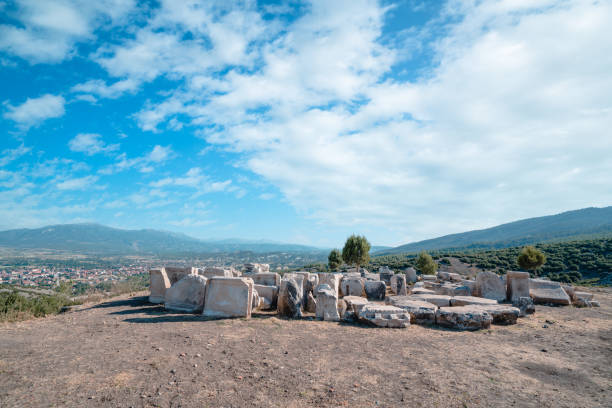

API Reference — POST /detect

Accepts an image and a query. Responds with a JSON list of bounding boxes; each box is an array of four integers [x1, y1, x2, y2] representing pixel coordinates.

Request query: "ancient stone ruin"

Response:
[[148, 265, 599, 331]]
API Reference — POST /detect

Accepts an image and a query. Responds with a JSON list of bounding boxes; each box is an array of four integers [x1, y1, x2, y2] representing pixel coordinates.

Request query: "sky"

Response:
[[0, 0, 611, 248]]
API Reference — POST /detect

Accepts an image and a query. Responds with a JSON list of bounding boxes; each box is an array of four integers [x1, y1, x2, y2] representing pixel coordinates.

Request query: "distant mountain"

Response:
[[0, 223, 325, 255], [377, 207, 612, 255]]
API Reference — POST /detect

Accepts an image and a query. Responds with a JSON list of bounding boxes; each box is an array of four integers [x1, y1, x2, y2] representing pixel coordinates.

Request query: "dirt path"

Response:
[[1, 288, 611, 408]]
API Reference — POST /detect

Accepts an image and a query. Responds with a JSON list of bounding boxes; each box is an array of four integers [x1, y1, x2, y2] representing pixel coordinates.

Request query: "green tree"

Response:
[[517, 246, 546, 273], [415, 251, 437, 275], [342, 235, 371, 273], [328, 249, 343, 271]]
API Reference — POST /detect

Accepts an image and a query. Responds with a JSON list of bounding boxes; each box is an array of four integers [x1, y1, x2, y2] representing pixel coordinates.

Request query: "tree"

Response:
[[328, 249, 343, 271], [416, 251, 437, 275], [342, 235, 371, 273], [517, 246, 546, 273]]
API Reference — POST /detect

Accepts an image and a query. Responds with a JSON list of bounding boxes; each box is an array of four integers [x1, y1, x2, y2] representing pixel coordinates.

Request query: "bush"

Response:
[[416, 251, 438, 275]]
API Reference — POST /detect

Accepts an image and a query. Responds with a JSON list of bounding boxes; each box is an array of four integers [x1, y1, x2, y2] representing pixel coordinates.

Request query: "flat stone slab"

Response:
[[407, 294, 451, 307], [343, 296, 370, 315], [341, 276, 365, 297], [475, 271, 506, 301], [358, 304, 411, 328], [472, 304, 520, 325], [386, 296, 437, 325], [250, 272, 281, 287], [411, 288, 435, 295], [165, 275, 208, 313], [253, 284, 278, 310], [198, 267, 233, 279], [436, 306, 492, 330], [529, 279, 571, 305], [202, 277, 253, 318], [450, 296, 498, 307]]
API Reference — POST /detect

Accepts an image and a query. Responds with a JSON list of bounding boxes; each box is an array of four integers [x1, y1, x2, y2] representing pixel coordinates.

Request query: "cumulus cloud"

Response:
[[3, 94, 65, 127], [150, 167, 232, 196], [55, 175, 99, 190], [68, 133, 119, 155], [0, 0, 135, 63], [98, 145, 175, 175], [0, 144, 31, 166], [70, 78, 139, 100]]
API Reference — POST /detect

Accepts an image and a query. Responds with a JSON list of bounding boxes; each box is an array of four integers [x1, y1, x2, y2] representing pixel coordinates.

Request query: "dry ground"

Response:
[[1, 288, 611, 408]]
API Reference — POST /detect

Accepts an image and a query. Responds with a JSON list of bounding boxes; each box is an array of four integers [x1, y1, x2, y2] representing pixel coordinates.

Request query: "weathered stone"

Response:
[[149, 268, 171, 304], [436, 306, 492, 330], [573, 291, 595, 307], [202, 277, 253, 318], [411, 288, 435, 295], [413, 281, 425, 288], [165, 266, 197, 285], [337, 298, 348, 318], [421, 274, 437, 281], [252, 288, 262, 311], [317, 273, 342, 297], [513, 296, 535, 316], [390, 274, 407, 296], [250, 272, 281, 287], [407, 294, 452, 307], [341, 276, 365, 297], [450, 296, 498, 307], [165, 274, 208, 313], [437, 271, 451, 281], [278, 276, 303, 318], [253, 284, 278, 310], [453, 285, 471, 296], [506, 271, 530, 302], [379, 267, 394, 285], [529, 279, 571, 305], [386, 296, 437, 325], [243, 263, 270, 274], [303, 274, 319, 293], [315, 284, 340, 321], [435, 283, 460, 296], [448, 273, 463, 282], [475, 271, 506, 301], [199, 267, 233, 279], [590, 300, 601, 307], [472, 304, 520, 325], [364, 281, 386, 300], [343, 296, 370, 316], [404, 267, 417, 283], [358, 304, 411, 328], [461, 280, 476, 292], [305, 292, 317, 313], [362, 272, 380, 281]]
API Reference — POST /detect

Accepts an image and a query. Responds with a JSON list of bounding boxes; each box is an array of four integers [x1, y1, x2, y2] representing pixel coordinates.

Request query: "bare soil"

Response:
[[1, 288, 611, 408]]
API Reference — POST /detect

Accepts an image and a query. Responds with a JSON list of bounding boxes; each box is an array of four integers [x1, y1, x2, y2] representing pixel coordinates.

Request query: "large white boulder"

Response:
[[364, 281, 386, 300], [149, 268, 170, 304], [386, 296, 437, 325], [529, 279, 571, 305], [404, 267, 417, 283], [202, 277, 254, 318], [341, 276, 365, 297], [165, 275, 208, 313], [165, 266, 197, 285], [317, 273, 342, 297], [475, 271, 506, 301], [436, 306, 492, 330], [506, 271, 530, 302], [315, 284, 340, 321], [343, 296, 370, 316], [358, 304, 411, 328]]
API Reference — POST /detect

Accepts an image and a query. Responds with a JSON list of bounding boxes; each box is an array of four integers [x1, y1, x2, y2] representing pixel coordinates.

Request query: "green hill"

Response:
[[378, 207, 612, 254]]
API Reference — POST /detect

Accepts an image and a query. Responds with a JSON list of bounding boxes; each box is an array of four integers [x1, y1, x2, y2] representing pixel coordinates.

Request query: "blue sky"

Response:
[[1, 0, 611, 247]]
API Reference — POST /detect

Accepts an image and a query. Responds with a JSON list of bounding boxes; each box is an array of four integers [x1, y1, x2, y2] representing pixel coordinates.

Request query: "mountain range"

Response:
[[0, 206, 610, 256], [376, 206, 612, 255]]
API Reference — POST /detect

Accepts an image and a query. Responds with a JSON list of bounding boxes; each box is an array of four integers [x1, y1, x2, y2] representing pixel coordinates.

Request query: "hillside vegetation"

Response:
[[378, 206, 612, 254], [371, 238, 612, 285]]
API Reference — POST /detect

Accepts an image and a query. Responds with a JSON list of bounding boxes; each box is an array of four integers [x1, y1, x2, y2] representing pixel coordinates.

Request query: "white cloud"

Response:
[[98, 145, 175, 174], [0, 0, 135, 63], [68, 133, 119, 155], [124, 0, 612, 243], [149, 167, 232, 195], [55, 175, 99, 190], [3, 94, 65, 127], [0, 144, 31, 166], [71, 78, 139, 100]]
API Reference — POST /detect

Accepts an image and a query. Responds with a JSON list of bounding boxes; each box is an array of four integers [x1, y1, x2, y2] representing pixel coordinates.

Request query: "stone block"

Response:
[[513, 296, 535, 316], [251, 272, 281, 287], [436, 306, 492, 330], [165, 275, 208, 313], [386, 296, 437, 325], [407, 294, 451, 307], [379, 267, 394, 285], [529, 279, 571, 305], [315, 284, 340, 321], [165, 266, 197, 285], [343, 296, 370, 316], [437, 271, 451, 281], [305, 292, 317, 313], [450, 296, 498, 307], [341, 276, 365, 297], [317, 273, 342, 297], [390, 274, 407, 296], [506, 271, 530, 302], [358, 304, 411, 328], [202, 277, 254, 318], [364, 281, 386, 300], [472, 304, 520, 325], [448, 273, 463, 282], [404, 267, 417, 283], [149, 268, 170, 304], [254, 284, 278, 310], [411, 288, 435, 295], [199, 267, 233, 279], [278, 276, 303, 318], [421, 275, 437, 281], [475, 271, 506, 301]]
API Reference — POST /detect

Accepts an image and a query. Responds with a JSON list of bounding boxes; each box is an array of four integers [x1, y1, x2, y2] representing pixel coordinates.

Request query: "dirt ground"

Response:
[[1, 288, 611, 408]]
